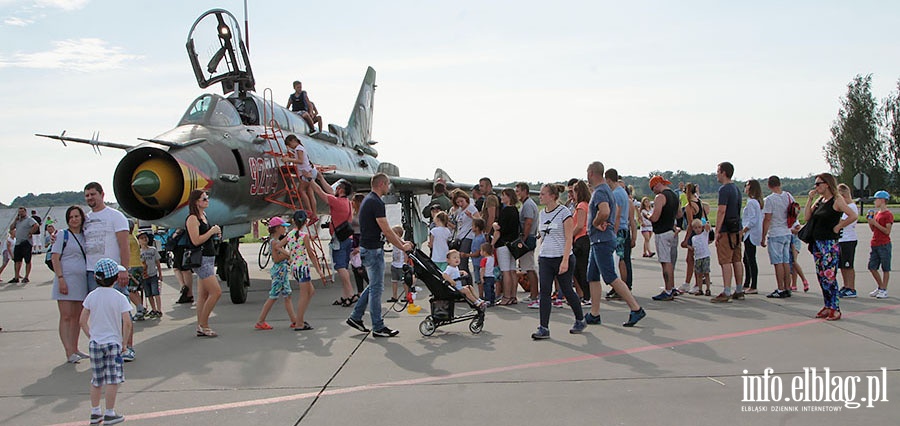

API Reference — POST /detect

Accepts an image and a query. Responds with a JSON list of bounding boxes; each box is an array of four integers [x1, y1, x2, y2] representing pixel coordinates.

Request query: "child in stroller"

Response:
[[442, 250, 488, 309], [407, 248, 486, 336]]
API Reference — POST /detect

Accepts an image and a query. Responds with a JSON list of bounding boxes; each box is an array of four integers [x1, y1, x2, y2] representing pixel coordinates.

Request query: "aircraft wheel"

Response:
[[469, 318, 483, 334], [228, 259, 249, 304], [419, 317, 436, 336]]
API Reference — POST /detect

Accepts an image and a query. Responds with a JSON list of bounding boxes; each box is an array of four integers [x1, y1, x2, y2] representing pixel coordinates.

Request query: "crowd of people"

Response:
[[1, 159, 896, 424]]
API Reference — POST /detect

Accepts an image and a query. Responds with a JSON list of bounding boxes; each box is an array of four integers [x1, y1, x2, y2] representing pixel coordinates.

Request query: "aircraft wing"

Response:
[[36, 132, 134, 151], [324, 170, 477, 195]]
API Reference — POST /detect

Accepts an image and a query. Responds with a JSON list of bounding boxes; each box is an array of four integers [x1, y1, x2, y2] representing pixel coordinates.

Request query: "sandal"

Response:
[[704, 289, 711, 296], [255, 322, 273, 330], [508, 297, 518, 305], [803, 280, 810, 292], [332, 298, 344, 306], [196, 326, 204, 337], [292, 321, 313, 331], [826, 309, 841, 321], [341, 297, 353, 307], [350, 294, 360, 304], [198, 327, 218, 337]]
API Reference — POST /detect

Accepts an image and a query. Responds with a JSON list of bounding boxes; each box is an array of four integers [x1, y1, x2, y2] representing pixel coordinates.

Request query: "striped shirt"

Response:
[[538, 204, 573, 258]]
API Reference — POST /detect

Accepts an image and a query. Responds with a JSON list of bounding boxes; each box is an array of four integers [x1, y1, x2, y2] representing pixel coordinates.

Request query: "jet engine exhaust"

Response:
[[113, 147, 185, 220]]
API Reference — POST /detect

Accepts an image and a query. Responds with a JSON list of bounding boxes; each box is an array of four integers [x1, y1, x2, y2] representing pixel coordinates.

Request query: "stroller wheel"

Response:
[[468, 318, 483, 334], [419, 318, 436, 336]]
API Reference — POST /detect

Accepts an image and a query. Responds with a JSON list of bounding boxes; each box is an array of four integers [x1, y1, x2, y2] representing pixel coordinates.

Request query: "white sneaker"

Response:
[[678, 282, 692, 293], [527, 300, 540, 309], [875, 289, 889, 299], [689, 285, 701, 295], [870, 288, 881, 297]]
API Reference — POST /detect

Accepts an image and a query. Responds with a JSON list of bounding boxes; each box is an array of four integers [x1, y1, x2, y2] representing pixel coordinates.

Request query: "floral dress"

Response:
[[285, 229, 311, 283]]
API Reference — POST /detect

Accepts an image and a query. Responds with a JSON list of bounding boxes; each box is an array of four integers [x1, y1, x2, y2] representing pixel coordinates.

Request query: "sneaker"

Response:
[[531, 326, 550, 340], [90, 413, 103, 425], [869, 288, 881, 297], [605, 289, 620, 300], [842, 289, 857, 298], [731, 292, 745, 301], [766, 290, 785, 299], [76, 350, 89, 359], [710, 292, 732, 303], [581, 298, 592, 306], [875, 289, 889, 299], [9, 278, 19, 283], [584, 312, 602, 325], [782, 289, 792, 298], [688, 285, 702, 295], [651, 290, 674, 301], [104, 412, 125, 425], [623, 308, 646, 327], [552, 299, 564, 308], [527, 300, 540, 309], [677, 282, 692, 294], [67, 354, 82, 364], [133, 312, 145, 321], [122, 347, 135, 362], [21, 277, 29, 283], [372, 326, 399, 337], [346, 317, 370, 333], [570, 320, 587, 334]]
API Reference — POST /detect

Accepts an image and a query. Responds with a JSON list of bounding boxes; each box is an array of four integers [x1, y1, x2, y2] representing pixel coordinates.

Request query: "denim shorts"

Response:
[[587, 239, 618, 284], [193, 256, 216, 279], [331, 238, 352, 270], [868, 243, 892, 272], [142, 275, 160, 297], [767, 234, 792, 264]]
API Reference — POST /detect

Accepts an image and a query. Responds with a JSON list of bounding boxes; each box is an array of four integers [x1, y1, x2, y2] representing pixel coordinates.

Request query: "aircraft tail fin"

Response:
[[329, 67, 376, 153]]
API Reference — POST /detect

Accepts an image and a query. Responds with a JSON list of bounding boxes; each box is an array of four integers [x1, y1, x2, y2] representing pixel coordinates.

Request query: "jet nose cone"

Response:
[[132, 170, 161, 197]]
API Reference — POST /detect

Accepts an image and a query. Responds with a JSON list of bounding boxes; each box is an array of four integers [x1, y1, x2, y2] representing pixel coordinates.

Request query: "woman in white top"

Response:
[[449, 189, 478, 274], [741, 180, 764, 292], [836, 183, 859, 297], [532, 184, 583, 339]]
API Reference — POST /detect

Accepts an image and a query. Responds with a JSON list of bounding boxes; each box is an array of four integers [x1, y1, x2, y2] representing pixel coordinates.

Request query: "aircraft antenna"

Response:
[[243, 0, 249, 54]]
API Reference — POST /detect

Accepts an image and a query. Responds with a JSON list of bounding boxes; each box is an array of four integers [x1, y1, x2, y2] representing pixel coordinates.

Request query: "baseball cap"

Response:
[[268, 216, 289, 227], [873, 190, 890, 200], [94, 258, 121, 280], [649, 175, 672, 189]]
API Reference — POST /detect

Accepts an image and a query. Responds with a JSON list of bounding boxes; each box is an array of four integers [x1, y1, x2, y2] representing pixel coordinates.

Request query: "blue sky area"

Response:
[[1, 0, 899, 204]]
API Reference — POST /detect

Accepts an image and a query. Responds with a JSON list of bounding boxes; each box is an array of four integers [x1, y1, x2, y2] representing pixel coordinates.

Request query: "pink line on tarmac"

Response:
[[48, 303, 900, 425]]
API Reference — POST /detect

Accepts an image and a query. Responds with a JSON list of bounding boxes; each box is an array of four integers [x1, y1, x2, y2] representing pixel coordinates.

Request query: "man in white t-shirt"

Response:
[[761, 176, 794, 298], [83, 182, 134, 361]]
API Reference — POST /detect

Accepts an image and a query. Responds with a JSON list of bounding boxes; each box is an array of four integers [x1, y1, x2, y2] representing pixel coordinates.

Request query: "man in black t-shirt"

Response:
[[713, 162, 744, 303], [346, 173, 413, 337]]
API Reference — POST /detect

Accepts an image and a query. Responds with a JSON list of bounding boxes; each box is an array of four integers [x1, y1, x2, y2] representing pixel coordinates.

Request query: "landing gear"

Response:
[[216, 237, 250, 304]]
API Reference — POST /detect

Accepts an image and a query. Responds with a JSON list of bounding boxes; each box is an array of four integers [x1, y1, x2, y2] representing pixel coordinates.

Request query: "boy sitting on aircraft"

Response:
[[286, 80, 323, 133], [282, 134, 319, 221]]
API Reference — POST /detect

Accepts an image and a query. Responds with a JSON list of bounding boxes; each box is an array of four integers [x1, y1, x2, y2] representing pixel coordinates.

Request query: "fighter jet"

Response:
[[36, 9, 472, 304]]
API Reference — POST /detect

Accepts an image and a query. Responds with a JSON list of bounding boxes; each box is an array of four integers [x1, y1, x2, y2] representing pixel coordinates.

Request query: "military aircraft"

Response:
[[37, 9, 472, 304]]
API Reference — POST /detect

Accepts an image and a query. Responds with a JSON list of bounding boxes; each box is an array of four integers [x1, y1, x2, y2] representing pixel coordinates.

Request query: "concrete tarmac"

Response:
[[0, 227, 897, 426]]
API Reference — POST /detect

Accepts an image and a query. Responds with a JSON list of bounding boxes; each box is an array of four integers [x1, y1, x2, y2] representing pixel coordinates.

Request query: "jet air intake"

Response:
[[114, 147, 185, 220]]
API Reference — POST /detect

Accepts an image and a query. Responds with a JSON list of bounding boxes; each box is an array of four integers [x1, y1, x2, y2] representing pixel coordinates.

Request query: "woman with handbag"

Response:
[[570, 180, 592, 303], [50, 206, 90, 363], [186, 190, 222, 337], [742, 180, 763, 294], [450, 189, 478, 275], [493, 188, 521, 305], [803, 173, 857, 321]]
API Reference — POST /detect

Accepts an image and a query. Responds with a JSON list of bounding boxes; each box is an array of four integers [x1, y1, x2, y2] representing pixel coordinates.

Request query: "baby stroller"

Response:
[[406, 249, 485, 336]]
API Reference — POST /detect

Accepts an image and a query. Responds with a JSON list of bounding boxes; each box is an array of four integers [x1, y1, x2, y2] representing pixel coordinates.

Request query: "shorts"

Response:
[[192, 256, 216, 279], [269, 261, 292, 298], [13, 241, 32, 263], [495, 246, 516, 272], [615, 229, 629, 258], [716, 232, 742, 265], [332, 237, 352, 270], [767, 234, 792, 265], [517, 249, 536, 271], [292, 265, 311, 283], [868, 243, 892, 272], [391, 265, 403, 282], [172, 246, 190, 271], [587, 239, 618, 284], [654, 231, 678, 264], [142, 275, 160, 297], [838, 241, 857, 269], [127, 267, 143, 292], [791, 234, 802, 252], [694, 257, 711, 274], [89, 341, 124, 387]]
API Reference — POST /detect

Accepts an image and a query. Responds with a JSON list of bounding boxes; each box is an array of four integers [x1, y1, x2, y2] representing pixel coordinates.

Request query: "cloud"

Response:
[[0, 38, 142, 71], [34, 0, 88, 11], [3, 16, 32, 26]]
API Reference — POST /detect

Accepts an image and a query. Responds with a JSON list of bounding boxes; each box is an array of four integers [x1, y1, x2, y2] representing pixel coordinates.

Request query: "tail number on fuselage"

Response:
[[249, 157, 280, 196]]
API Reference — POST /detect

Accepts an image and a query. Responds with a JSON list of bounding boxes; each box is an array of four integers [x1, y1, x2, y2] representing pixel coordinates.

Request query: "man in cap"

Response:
[[648, 175, 682, 301]]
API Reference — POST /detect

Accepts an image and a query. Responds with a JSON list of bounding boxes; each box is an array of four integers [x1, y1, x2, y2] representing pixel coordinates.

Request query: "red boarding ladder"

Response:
[[259, 88, 333, 285]]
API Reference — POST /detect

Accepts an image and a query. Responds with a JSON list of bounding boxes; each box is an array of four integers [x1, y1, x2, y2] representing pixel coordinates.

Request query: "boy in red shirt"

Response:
[[867, 191, 893, 299]]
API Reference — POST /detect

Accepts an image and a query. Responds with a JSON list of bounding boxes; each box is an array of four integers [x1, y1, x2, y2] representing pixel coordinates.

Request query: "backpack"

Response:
[[786, 193, 800, 228]]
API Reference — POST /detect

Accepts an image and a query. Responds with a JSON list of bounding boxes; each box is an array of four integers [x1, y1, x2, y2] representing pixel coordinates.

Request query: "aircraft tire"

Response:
[[228, 259, 249, 304]]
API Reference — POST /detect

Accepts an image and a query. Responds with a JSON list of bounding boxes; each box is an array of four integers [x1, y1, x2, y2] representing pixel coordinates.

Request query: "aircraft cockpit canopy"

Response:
[[178, 94, 242, 127], [186, 9, 255, 94]]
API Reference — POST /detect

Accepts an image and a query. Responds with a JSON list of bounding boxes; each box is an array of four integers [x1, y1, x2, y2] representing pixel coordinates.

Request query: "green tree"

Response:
[[824, 74, 886, 192], [882, 78, 900, 194]]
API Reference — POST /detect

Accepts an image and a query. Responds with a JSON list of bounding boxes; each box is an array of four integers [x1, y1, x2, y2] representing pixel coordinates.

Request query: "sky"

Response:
[[1, 0, 899, 205]]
